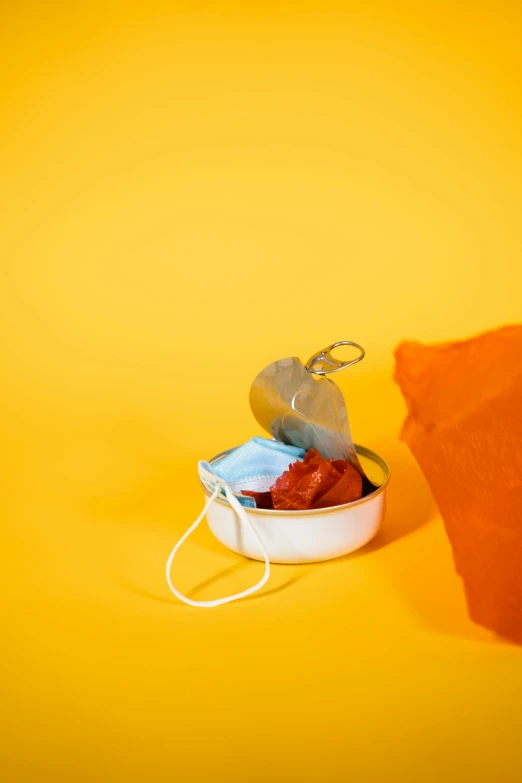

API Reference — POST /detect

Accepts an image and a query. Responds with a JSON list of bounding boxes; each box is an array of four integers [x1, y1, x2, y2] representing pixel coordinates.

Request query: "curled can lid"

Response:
[[249, 342, 370, 480]]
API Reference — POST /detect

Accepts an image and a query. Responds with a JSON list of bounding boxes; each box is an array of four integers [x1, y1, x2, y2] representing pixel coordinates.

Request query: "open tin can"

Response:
[[167, 342, 391, 606], [202, 443, 390, 564]]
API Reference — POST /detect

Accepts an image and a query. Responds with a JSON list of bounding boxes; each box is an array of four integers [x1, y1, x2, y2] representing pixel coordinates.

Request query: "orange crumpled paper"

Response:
[[394, 325, 522, 644]]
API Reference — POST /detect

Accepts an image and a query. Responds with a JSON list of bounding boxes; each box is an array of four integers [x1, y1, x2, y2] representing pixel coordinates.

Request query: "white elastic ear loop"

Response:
[[165, 480, 271, 607]]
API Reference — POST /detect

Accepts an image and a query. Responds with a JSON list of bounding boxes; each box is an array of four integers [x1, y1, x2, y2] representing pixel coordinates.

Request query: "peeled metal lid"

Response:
[[250, 341, 372, 482]]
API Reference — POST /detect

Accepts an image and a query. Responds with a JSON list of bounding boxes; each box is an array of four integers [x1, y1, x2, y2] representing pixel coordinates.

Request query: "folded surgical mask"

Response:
[[199, 436, 305, 507], [166, 437, 305, 608]]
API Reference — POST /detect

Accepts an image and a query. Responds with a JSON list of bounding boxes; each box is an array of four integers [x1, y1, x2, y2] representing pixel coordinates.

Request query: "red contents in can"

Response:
[[242, 449, 363, 511]]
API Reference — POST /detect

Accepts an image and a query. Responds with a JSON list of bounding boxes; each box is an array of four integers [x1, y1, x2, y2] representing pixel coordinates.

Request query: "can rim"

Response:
[[200, 443, 390, 517]]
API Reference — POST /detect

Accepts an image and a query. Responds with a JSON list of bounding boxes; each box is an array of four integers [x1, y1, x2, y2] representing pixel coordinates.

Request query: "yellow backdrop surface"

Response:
[[2, 2, 522, 781]]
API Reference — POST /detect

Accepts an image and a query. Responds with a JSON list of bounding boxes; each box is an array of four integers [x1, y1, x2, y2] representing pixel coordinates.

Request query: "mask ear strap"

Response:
[[165, 480, 271, 607]]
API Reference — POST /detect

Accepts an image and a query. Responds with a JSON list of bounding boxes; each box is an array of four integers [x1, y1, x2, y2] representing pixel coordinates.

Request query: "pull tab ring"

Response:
[[305, 341, 365, 376]]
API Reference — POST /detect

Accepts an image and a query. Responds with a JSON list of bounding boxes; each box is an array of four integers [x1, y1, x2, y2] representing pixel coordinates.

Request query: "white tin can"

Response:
[[203, 444, 390, 564]]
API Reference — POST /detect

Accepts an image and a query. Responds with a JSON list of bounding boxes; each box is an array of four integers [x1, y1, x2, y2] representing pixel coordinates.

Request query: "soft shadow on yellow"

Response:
[[353, 439, 496, 643], [121, 562, 310, 607], [363, 437, 437, 551]]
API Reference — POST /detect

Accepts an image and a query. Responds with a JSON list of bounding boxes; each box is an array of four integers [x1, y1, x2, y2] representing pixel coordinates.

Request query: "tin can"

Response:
[[202, 444, 390, 564]]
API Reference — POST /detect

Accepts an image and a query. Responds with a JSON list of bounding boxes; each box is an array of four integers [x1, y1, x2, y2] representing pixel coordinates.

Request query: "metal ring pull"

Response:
[[305, 341, 365, 376]]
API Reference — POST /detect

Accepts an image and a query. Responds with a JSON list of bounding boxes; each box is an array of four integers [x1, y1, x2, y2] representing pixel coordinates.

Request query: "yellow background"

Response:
[[2, 2, 522, 781]]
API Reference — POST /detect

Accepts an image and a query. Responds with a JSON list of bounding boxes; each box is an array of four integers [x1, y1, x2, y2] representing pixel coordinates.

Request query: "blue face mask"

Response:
[[167, 436, 305, 608], [166, 437, 305, 607], [199, 436, 305, 507]]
